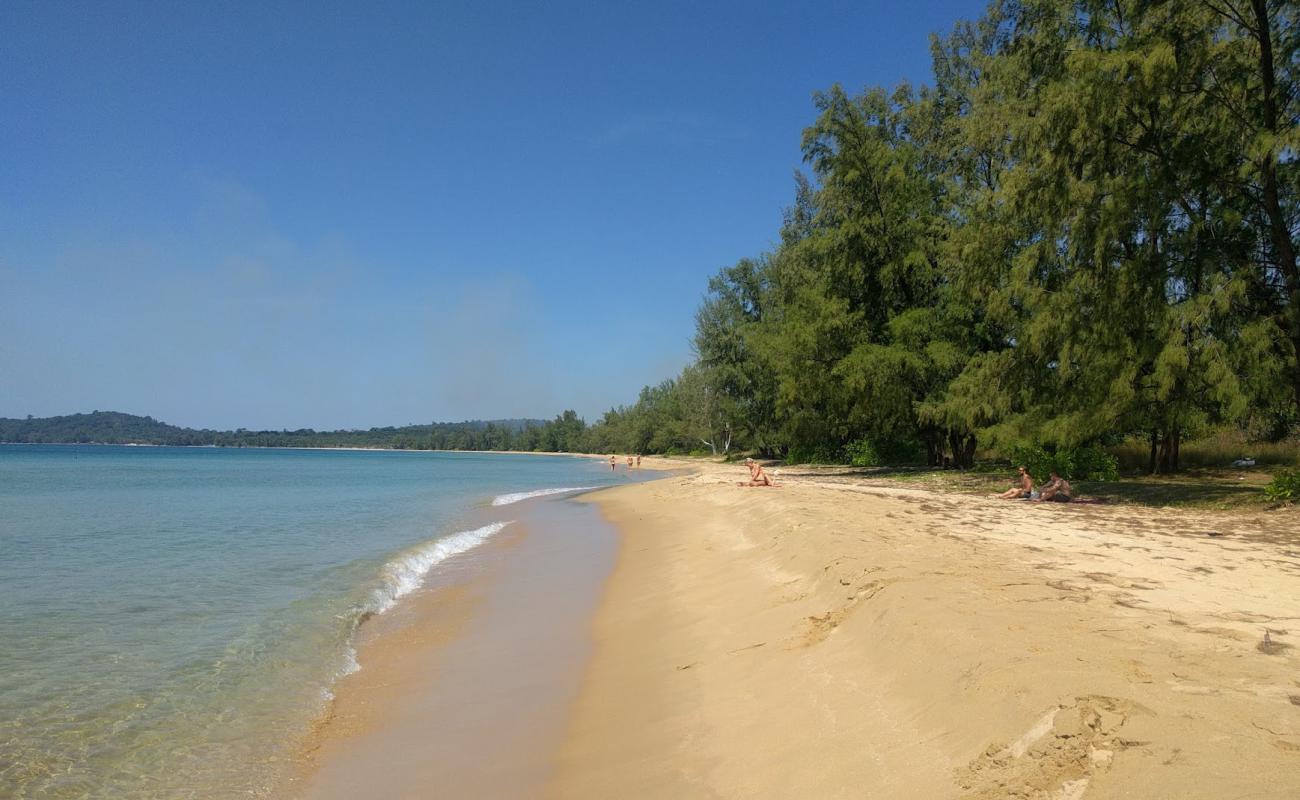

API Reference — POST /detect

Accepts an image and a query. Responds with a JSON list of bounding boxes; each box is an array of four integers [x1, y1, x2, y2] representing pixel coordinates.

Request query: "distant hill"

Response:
[[0, 411, 551, 451]]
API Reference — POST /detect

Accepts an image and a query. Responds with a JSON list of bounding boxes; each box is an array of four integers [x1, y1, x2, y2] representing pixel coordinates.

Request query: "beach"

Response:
[[551, 462, 1300, 798], [296, 458, 1300, 798], [294, 489, 626, 799]]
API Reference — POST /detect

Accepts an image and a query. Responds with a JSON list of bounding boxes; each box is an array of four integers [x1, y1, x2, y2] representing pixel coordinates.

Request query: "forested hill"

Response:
[[0, 412, 559, 451]]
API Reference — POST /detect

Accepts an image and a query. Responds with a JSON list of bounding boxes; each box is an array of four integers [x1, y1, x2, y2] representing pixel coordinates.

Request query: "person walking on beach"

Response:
[[609, 455, 616, 471], [636, 455, 641, 468], [997, 466, 1034, 499]]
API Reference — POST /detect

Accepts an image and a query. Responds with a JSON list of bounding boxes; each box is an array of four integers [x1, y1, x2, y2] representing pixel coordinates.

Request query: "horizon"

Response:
[[2, 408, 555, 431], [2, 0, 984, 430]]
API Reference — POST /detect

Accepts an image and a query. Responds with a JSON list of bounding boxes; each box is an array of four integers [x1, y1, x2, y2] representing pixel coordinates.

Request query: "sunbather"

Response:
[[740, 457, 773, 486], [1036, 471, 1072, 503], [997, 466, 1034, 499]]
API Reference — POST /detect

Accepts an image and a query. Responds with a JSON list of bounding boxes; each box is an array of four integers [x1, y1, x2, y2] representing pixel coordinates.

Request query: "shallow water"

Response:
[[0, 445, 632, 799]]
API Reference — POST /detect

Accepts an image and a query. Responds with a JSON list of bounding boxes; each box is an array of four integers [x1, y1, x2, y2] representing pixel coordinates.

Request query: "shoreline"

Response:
[[287, 457, 1300, 798], [550, 462, 1300, 798], [292, 490, 627, 799]]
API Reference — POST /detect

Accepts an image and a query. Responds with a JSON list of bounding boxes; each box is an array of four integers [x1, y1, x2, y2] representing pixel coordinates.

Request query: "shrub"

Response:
[[785, 444, 844, 465], [1073, 445, 1120, 481], [1264, 469, 1300, 503], [1008, 445, 1057, 483], [845, 438, 881, 467], [845, 437, 925, 467], [1008, 444, 1119, 482]]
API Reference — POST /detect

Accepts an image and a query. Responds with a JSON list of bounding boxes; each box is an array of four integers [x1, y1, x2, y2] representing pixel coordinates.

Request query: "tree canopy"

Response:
[[624, 0, 1299, 472]]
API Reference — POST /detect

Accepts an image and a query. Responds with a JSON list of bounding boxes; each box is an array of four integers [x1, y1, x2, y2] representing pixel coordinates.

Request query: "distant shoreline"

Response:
[[0, 441, 609, 458]]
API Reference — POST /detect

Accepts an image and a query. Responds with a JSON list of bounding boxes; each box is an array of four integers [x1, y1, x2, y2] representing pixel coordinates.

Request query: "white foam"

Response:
[[491, 487, 594, 506], [367, 521, 512, 615], [322, 521, 512, 689]]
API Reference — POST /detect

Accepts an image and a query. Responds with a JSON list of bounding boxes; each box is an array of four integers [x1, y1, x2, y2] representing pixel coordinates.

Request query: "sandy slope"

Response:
[[550, 463, 1300, 799]]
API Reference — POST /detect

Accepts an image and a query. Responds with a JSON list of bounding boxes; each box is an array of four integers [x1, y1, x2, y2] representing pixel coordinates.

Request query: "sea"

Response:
[[0, 444, 635, 799]]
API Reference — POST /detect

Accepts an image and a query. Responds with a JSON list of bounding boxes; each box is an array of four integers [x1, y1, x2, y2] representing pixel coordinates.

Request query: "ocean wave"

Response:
[[366, 521, 512, 616], [324, 521, 512, 685], [491, 487, 595, 506]]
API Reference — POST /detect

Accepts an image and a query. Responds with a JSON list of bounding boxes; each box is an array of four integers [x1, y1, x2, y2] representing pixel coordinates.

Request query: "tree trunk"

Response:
[[924, 434, 942, 467], [961, 433, 977, 469], [1156, 426, 1181, 473], [1148, 428, 1159, 475]]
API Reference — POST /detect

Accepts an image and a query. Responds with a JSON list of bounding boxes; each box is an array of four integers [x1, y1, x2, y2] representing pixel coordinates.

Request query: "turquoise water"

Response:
[[0, 445, 631, 799]]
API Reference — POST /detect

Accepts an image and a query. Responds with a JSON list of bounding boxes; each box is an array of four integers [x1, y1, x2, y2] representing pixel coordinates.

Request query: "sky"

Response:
[[1, 0, 985, 430]]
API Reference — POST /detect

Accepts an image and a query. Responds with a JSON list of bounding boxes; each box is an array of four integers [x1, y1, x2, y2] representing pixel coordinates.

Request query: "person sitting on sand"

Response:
[[739, 457, 773, 487], [997, 466, 1033, 499], [1036, 471, 1072, 503]]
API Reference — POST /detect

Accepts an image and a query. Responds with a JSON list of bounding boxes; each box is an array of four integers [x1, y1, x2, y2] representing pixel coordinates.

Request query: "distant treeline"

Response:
[[0, 411, 581, 452], [577, 0, 1300, 473]]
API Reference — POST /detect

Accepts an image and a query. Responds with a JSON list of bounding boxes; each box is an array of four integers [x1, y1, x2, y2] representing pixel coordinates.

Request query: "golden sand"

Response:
[[550, 460, 1300, 798]]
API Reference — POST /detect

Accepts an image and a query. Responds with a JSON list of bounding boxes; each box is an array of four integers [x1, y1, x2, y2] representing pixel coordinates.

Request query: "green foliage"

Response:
[[1009, 445, 1119, 483], [1264, 470, 1300, 504], [679, 0, 1293, 471], [1074, 447, 1121, 482], [785, 444, 844, 465], [844, 438, 881, 467], [845, 437, 925, 467]]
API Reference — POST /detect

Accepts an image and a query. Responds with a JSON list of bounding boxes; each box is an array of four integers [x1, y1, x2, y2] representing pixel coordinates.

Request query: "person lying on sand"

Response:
[[740, 457, 774, 486], [997, 466, 1033, 499], [1035, 471, 1072, 503]]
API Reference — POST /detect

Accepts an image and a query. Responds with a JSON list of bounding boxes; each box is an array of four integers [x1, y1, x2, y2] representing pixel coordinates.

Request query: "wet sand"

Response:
[[294, 496, 620, 799], [550, 462, 1300, 798]]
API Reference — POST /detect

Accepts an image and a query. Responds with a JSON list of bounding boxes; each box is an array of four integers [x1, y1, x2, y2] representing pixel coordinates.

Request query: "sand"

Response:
[[550, 460, 1300, 799], [294, 497, 621, 799], [293, 457, 1300, 798]]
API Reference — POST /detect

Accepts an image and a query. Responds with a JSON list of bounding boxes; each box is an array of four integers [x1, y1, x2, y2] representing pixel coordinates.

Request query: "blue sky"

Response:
[[2, 0, 984, 430]]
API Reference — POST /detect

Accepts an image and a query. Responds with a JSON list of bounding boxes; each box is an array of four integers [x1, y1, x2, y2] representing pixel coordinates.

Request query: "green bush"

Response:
[[844, 438, 881, 467], [785, 444, 844, 465], [844, 437, 925, 467], [1073, 445, 1120, 481], [1008, 444, 1119, 482], [1264, 469, 1300, 503]]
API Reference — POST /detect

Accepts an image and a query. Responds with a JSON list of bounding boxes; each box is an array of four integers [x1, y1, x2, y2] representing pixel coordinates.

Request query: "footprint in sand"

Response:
[[798, 580, 892, 646], [959, 696, 1142, 800]]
